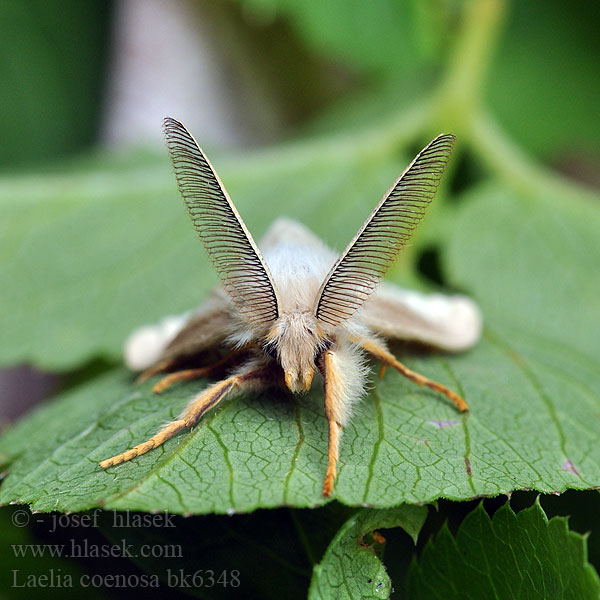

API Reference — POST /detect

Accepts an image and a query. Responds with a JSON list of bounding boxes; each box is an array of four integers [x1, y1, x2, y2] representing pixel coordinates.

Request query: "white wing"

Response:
[[123, 291, 233, 371], [361, 282, 482, 351], [124, 313, 191, 371]]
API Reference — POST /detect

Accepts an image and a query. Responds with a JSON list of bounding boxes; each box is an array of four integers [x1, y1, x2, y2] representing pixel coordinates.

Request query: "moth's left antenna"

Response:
[[163, 117, 280, 324]]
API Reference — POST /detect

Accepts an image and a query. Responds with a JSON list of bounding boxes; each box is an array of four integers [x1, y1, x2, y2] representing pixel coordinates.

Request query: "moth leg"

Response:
[[319, 350, 345, 497], [99, 363, 271, 469], [356, 338, 468, 412], [152, 367, 214, 394], [136, 358, 176, 383], [151, 349, 247, 394]]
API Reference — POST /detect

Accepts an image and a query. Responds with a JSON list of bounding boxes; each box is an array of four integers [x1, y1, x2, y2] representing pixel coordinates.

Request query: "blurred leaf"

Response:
[[445, 183, 600, 359], [406, 500, 600, 599], [308, 505, 427, 600], [0, 1, 111, 167], [487, 0, 600, 160], [239, 0, 452, 78]]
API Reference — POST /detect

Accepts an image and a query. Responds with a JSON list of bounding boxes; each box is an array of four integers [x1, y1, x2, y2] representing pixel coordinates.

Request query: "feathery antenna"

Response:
[[164, 117, 280, 324], [315, 134, 456, 327]]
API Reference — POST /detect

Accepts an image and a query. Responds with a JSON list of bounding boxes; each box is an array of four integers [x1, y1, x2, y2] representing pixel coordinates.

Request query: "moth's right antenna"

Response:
[[314, 134, 456, 328], [164, 117, 280, 325]]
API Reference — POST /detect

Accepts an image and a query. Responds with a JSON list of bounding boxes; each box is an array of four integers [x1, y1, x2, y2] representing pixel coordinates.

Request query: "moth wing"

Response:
[[361, 282, 482, 351], [123, 291, 233, 371], [160, 291, 234, 360]]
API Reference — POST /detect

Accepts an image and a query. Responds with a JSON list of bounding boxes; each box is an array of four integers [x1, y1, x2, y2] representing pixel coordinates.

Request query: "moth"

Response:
[[99, 118, 481, 497]]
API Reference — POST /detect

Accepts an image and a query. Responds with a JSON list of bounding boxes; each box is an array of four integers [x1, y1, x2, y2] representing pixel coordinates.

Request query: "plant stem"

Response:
[[470, 110, 599, 203], [428, 0, 598, 204], [434, 0, 506, 130]]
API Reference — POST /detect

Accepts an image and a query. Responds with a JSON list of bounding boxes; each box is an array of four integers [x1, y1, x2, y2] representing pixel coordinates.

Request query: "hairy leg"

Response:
[[100, 363, 272, 469], [356, 337, 468, 412], [136, 358, 176, 383], [319, 350, 345, 497], [150, 349, 248, 394]]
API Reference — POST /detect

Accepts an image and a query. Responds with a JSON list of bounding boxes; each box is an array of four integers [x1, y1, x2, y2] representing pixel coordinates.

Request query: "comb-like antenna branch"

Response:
[[315, 134, 456, 328], [164, 117, 280, 324]]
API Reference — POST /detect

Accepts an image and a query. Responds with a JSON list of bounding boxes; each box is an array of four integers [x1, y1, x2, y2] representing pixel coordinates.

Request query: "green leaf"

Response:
[[0, 1, 110, 167], [487, 0, 600, 160], [406, 500, 600, 599], [446, 183, 600, 359], [309, 505, 427, 600]]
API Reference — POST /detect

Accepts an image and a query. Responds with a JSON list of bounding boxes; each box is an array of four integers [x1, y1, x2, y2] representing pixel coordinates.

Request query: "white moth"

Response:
[[100, 118, 482, 497]]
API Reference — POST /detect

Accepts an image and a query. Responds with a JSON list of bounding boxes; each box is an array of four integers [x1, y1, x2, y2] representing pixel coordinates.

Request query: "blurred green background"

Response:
[[2, 0, 599, 170]]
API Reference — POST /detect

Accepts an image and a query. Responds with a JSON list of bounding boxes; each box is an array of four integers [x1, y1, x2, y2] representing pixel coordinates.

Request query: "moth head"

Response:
[[266, 311, 326, 393]]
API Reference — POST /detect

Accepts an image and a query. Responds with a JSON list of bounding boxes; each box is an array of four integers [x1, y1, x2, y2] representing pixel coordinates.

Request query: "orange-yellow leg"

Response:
[[320, 350, 345, 497], [136, 359, 176, 383], [152, 367, 213, 394], [99, 365, 269, 469], [358, 338, 469, 412], [149, 350, 247, 394], [323, 420, 341, 498]]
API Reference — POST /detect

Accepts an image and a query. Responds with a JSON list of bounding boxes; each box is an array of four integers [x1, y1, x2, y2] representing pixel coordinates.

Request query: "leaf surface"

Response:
[[1, 311, 598, 514], [309, 505, 427, 600], [407, 500, 600, 599]]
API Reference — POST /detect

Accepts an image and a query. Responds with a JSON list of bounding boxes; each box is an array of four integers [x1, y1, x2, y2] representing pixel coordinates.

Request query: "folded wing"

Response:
[[362, 282, 482, 351]]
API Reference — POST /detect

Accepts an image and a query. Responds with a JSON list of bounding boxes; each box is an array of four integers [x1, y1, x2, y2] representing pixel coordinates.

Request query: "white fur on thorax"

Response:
[[260, 218, 337, 314], [263, 243, 335, 312]]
